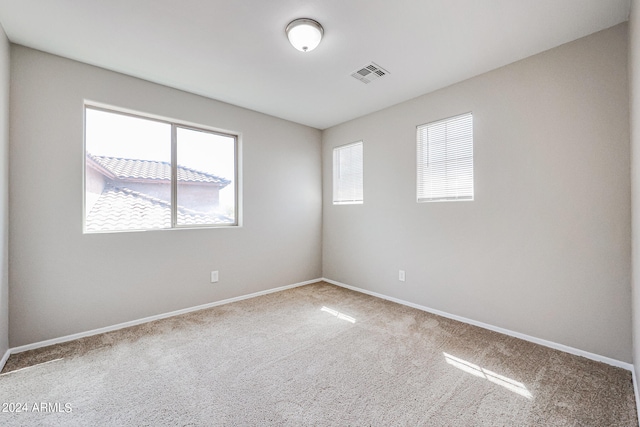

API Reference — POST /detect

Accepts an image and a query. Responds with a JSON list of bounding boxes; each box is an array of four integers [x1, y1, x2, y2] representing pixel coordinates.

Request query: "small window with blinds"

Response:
[[333, 141, 363, 204], [417, 113, 473, 202]]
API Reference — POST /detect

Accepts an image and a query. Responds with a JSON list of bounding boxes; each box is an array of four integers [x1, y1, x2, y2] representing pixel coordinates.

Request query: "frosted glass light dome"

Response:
[[286, 18, 323, 52]]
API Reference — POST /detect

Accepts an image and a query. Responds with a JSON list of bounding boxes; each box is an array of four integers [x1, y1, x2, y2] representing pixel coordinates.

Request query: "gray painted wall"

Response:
[[9, 46, 322, 347], [322, 24, 632, 362], [0, 26, 8, 359], [630, 0, 640, 387]]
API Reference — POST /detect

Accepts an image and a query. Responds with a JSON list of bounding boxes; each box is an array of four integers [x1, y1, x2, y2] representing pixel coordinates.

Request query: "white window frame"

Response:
[[83, 103, 241, 233], [333, 141, 364, 205], [417, 112, 474, 203]]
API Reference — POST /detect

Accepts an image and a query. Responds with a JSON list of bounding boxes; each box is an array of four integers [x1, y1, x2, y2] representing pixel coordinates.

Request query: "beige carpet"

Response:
[[0, 281, 637, 426]]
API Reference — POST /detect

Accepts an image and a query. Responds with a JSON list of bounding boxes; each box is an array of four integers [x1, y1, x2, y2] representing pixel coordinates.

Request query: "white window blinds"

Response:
[[333, 141, 363, 204], [417, 113, 473, 202]]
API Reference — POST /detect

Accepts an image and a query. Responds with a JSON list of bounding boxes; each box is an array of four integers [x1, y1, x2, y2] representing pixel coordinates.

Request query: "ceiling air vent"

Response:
[[351, 62, 389, 84]]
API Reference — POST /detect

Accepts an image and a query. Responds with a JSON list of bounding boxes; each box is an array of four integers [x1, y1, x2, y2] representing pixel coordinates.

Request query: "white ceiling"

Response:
[[0, 0, 630, 129]]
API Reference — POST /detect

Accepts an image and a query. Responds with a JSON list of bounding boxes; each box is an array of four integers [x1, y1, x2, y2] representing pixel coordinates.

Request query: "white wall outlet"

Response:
[[210, 271, 219, 283], [399, 270, 406, 282]]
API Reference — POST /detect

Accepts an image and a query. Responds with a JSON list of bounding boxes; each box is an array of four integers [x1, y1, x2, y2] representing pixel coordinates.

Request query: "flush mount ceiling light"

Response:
[[285, 18, 323, 52]]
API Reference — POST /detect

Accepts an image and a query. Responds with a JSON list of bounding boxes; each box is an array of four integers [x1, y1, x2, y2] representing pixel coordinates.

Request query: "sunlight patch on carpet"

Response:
[[443, 352, 532, 399], [0, 358, 64, 376], [321, 306, 356, 323]]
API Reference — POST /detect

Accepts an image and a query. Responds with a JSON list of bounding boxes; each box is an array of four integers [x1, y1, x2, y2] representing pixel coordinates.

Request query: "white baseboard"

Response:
[[5, 276, 635, 373], [322, 278, 633, 371], [10, 278, 321, 355], [0, 347, 9, 372]]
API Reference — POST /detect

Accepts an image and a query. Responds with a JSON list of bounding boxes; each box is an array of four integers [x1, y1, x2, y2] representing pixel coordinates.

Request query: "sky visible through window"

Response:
[[85, 108, 236, 210]]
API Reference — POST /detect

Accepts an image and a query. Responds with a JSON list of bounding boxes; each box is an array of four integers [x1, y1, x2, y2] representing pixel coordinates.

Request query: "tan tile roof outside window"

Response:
[[86, 185, 233, 232], [87, 153, 230, 186], [85, 154, 234, 232]]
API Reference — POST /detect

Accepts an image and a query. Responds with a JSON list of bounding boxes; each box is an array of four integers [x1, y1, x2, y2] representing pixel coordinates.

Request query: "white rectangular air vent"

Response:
[[351, 62, 389, 84]]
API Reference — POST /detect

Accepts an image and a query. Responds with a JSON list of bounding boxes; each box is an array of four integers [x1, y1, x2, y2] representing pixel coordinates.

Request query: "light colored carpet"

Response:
[[0, 281, 637, 426]]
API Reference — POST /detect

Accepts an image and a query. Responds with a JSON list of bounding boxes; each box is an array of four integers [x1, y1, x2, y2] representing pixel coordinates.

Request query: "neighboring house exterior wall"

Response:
[[121, 181, 221, 212], [176, 183, 220, 212], [116, 181, 171, 204]]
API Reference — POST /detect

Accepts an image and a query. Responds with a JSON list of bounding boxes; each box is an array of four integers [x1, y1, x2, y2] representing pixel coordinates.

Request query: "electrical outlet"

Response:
[[399, 270, 405, 282], [210, 271, 219, 283]]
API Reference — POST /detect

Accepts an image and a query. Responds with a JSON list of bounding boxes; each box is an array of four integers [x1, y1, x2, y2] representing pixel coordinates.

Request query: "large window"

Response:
[[84, 105, 238, 232], [333, 141, 363, 204], [417, 112, 473, 202]]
